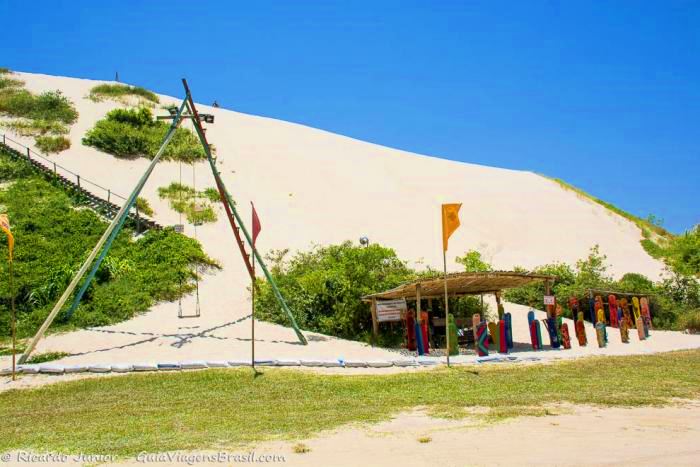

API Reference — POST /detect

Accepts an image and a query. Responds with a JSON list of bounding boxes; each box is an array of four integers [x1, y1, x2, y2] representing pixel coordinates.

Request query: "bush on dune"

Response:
[[82, 107, 206, 162], [88, 83, 159, 105]]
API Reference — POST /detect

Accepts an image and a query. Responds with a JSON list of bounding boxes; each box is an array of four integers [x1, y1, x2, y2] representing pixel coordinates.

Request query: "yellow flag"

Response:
[[441, 203, 462, 252], [0, 214, 14, 260]]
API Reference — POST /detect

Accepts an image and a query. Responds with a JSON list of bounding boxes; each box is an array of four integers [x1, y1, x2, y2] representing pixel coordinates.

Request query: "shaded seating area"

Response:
[[363, 271, 555, 354]]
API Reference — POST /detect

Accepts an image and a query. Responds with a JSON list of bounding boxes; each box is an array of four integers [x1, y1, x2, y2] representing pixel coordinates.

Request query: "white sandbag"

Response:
[[300, 359, 325, 367], [157, 362, 181, 371], [254, 359, 276, 366], [111, 364, 134, 373], [417, 358, 439, 366], [343, 360, 368, 368], [39, 364, 65, 374], [275, 359, 301, 367], [322, 360, 342, 367], [206, 360, 229, 368], [64, 364, 89, 374], [19, 365, 40, 374], [366, 360, 393, 368], [179, 360, 208, 370], [392, 360, 418, 367], [88, 364, 112, 373], [132, 362, 158, 372], [227, 360, 249, 367], [0, 367, 17, 376]]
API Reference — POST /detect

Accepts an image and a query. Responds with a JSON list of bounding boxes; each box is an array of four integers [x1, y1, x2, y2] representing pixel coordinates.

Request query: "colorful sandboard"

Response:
[[608, 295, 618, 328], [504, 312, 513, 349], [472, 313, 481, 350], [488, 322, 499, 349], [595, 322, 606, 348], [420, 311, 430, 354], [529, 319, 539, 350], [415, 320, 424, 356], [406, 311, 416, 351], [561, 323, 572, 349], [535, 320, 543, 351], [498, 320, 507, 354], [632, 297, 641, 322], [545, 317, 561, 349], [636, 316, 645, 341], [620, 318, 629, 343], [640, 297, 652, 332], [476, 321, 489, 356], [575, 312, 587, 346]]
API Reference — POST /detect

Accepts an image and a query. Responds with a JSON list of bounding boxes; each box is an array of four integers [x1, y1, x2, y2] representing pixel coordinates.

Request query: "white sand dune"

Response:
[[2, 71, 695, 371]]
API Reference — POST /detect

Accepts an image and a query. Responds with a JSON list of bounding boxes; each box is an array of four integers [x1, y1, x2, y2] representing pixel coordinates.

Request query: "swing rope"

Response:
[[191, 155, 201, 317]]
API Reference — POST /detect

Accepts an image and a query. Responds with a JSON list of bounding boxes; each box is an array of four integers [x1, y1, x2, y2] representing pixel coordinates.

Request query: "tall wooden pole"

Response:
[[9, 258, 16, 381], [251, 246, 256, 370], [443, 250, 450, 367]]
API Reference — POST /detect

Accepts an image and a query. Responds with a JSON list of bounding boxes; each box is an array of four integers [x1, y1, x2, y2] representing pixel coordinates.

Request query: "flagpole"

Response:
[[251, 244, 256, 371], [443, 249, 450, 367], [9, 257, 16, 381]]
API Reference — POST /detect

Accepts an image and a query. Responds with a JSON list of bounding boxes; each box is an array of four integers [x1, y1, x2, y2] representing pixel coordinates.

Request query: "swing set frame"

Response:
[[18, 79, 306, 364]]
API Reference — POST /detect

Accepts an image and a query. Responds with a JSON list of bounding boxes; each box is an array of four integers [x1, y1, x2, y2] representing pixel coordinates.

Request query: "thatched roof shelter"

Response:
[[363, 271, 554, 301]]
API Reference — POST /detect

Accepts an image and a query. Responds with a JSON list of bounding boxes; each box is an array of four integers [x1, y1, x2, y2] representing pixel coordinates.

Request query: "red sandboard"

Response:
[[608, 295, 618, 328]]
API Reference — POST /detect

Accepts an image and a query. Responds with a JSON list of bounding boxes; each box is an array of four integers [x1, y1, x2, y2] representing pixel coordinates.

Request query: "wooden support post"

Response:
[[107, 189, 111, 203], [545, 280, 553, 319], [76, 175, 80, 189], [371, 298, 378, 346], [53, 162, 57, 176], [416, 284, 422, 356], [26, 148, 30, 159]]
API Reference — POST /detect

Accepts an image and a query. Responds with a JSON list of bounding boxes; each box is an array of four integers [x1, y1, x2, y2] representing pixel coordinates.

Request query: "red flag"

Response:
[[251, 202, 261, 246]]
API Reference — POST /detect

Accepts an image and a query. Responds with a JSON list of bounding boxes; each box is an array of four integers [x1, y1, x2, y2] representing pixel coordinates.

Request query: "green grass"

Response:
[[35, 135, 70, 154], [88, 83, 159, 105], [0, 89, 78, 125], [25, 351, 71, 364], [1, 119, 69, 137], [0, 350, 698, 456], [157, 182, 218, 224]]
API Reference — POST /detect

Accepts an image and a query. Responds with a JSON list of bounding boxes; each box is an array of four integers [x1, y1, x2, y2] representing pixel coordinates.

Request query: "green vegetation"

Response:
[[0, 350, 698, 456], [82, 107, 206, 162], [0, 89, 78, 126], [135, 196, 154, 217], [545, 176, 674, 258], [255, 242, 414, 341], [0, 69, 77, 153], [157, 182, 217, 224], [35, 135, 70, 154], [2, 119, 69, 137], [504, 245, 700, 331], [88, 83, 159, 105], [647, 225, 700, 277], [0, 152, 217, 338], [25, 351, 71, 364]]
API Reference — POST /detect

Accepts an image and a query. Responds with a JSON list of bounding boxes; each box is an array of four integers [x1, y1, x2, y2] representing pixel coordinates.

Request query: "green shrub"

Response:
[[157, 182, 217, 224], [203, 187, 220, 203], [82, 107, 206, 162], [35, 135, 70, 154], [677, 309, 700, 333], [0, 151, 217, 338], [88, 83, 159, 104], [135, 197, 154, 216], [0, 76, 23, 91], [0, 89, 78, 124], [254, 242, 415, 340], [1, 119, 69, 136]]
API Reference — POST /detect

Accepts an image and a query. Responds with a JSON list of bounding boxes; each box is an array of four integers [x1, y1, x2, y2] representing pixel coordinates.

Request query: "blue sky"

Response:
[[3, 1, 698, 232]]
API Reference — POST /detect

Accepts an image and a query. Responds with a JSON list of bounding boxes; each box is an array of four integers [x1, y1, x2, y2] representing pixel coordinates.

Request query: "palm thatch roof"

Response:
[[362, 271, 554, 301]]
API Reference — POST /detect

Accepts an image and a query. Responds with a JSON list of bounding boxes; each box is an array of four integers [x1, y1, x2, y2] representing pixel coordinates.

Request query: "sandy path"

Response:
[[249, 402, 700, 467]]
